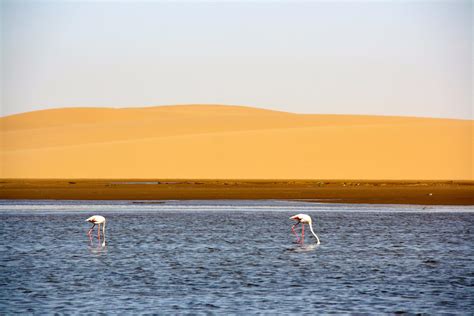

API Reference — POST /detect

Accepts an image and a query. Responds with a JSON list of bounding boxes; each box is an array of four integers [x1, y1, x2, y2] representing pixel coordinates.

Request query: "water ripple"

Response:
[[0, 200, 473, 313]]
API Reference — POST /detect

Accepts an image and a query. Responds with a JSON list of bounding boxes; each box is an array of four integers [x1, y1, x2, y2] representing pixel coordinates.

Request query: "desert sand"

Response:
[[1, 105, 472, 180]]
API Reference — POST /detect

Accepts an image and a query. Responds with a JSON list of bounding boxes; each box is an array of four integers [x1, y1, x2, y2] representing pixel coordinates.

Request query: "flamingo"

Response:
[[290, 214, 320, 245], [86, 215, 106, 246]]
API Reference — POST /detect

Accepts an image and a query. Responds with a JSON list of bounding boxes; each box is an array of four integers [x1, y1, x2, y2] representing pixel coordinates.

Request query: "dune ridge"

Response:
[[1, 105, 472, 179]]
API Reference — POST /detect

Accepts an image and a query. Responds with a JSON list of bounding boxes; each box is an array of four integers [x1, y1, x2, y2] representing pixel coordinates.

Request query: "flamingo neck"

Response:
[[102, 220, 106, 247], [309, 223, 320, 245]]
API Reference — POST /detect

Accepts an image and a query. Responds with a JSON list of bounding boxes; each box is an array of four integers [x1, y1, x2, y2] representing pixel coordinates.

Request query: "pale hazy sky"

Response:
[[1, 0, 472, 118]]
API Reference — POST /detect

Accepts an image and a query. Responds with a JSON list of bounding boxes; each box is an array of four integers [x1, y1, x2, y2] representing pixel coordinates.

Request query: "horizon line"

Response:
[[1, 104, 473, 122]]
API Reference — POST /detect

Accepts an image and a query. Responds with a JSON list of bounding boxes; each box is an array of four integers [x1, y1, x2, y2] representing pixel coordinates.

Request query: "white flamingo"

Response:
[[290, 214, 320, 245], [86, 215, 106, 247]]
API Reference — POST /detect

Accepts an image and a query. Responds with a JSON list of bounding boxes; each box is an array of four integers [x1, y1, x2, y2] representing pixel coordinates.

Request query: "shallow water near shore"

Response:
[[0, 200, 473, 314]]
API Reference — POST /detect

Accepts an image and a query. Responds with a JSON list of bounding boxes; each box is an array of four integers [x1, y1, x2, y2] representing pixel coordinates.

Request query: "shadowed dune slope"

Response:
[[1, 105, 472, 179]]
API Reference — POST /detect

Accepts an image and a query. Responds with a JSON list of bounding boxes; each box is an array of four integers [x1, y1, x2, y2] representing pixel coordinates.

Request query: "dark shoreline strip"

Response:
[[1, 179, 473, 205]]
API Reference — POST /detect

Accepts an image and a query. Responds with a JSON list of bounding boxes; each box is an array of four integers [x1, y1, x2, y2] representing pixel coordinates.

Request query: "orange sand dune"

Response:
[[1, 105, 472, 179]]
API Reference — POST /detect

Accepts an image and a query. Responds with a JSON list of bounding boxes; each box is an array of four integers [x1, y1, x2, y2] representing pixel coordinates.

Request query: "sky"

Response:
[[1, 0, 472, 119]]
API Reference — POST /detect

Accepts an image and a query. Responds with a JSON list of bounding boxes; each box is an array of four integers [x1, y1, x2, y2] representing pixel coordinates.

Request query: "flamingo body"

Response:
[[290, 214, 312, 224], [86, 215, 105, 225], [290, 213, 320, 245]]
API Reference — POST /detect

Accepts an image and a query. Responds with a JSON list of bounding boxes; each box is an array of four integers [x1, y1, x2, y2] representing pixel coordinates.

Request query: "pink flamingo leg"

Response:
[[87, 224, 95, 243], [87, 224, 95, 236], [301, 224, 305, 244], [291, 223, 301, 243]]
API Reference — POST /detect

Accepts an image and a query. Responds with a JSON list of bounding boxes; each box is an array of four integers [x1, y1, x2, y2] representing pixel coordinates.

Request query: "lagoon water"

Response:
[[0, 200, 473, 314]]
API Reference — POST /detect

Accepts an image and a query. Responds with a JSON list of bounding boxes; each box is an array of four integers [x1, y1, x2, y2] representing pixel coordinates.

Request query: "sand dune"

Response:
[[1, 105, 472, 179]]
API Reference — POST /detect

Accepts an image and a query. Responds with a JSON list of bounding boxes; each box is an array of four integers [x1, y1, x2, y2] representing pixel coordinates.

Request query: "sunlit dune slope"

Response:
[[1, 105, 472, 179]]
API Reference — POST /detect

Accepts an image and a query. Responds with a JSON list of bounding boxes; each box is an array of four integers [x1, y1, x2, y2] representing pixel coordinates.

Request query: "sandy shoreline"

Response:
[[1, 179, 473, 205]]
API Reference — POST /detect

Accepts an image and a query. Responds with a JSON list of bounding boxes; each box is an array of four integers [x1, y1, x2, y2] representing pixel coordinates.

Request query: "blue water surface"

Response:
[[0, 200, 473, 314]]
